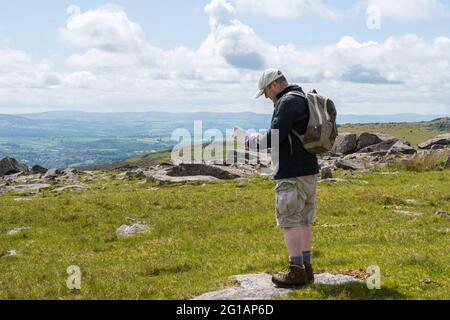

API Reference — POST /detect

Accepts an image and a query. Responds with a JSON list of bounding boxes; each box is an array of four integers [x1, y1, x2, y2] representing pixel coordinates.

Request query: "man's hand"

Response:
[[245, 137, 250, 151], [246, 133, 262, 151]]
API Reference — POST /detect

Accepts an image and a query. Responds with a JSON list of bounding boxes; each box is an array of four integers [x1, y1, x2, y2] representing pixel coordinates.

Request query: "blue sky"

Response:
[[0, 0, 450, 115]]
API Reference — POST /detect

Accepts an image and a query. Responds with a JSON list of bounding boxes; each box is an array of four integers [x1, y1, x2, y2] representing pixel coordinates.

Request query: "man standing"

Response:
[[254, 69, 319, 288]]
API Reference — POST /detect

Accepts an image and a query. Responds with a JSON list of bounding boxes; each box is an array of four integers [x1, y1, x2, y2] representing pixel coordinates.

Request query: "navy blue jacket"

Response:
[[264, 85, 319, 180]]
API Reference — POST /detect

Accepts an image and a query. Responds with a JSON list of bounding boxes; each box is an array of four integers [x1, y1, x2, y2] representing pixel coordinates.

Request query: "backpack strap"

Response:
[[285, 91, 307, 155], [286, 91, 306, 99], [291, 129, 303, 141]]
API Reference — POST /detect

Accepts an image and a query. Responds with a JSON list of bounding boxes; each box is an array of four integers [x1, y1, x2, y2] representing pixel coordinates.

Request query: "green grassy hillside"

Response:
[[1, 168, 449, 300], [1, 120, 449, 300]]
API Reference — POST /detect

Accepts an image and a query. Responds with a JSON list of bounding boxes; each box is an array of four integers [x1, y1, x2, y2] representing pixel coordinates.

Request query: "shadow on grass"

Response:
[[145, 261, 195, 277], [309, 282, 405, 300]]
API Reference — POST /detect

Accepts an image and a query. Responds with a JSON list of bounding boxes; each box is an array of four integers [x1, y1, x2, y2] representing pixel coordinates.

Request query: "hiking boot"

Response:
[[272, 264, 308, 288], [304, 262, 315, 284]]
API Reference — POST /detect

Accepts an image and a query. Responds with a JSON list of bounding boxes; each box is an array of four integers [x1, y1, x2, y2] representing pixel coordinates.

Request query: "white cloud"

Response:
[[200, 0, 272, 71], [58, 4, 150, 53], [234, 0, 340, 20], [206, 0, 236, 27], [361, 0, 449, 20], [0, 0, 449, 116]]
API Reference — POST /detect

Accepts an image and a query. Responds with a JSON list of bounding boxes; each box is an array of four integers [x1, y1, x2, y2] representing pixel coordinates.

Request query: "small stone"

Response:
[[116, 224, 149, 236], [147, 187, 159, 191], [391, 210, 423, 217], [7, 227, 31, 236], [375, 172, 401, 176], [2, 249, 18, 257], [147, 174, 219, 185], [320, 224, 357, 228], [320, 166, 333, 180], [50, 184, 89, 193], [319, 178, 349, 184], [435, 210, 450, 219], [125, 169, 146, 179], [14, 198, 33, 202]]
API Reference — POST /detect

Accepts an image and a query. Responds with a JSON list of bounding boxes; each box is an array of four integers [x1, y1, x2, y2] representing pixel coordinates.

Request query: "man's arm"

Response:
[[271, 97, 300, 144]]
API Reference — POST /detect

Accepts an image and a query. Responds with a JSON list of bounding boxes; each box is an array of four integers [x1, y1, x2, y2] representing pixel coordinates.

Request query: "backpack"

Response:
[[286, 90, 338, 155]]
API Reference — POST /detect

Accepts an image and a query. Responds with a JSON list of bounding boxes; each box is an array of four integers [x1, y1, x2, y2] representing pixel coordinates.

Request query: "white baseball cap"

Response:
[[254, 68, 285, 99]]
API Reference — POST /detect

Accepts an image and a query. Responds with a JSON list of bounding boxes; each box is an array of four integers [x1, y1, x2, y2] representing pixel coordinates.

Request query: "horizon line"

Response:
[[2, 110, 448, 117]]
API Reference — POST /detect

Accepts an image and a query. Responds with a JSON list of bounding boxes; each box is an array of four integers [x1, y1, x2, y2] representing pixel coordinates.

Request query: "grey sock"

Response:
[[290, 255, 304, 267], [303, 251, 312, 264]]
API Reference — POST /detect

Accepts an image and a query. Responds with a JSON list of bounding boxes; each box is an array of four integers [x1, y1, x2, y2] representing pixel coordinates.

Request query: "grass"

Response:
[[1, 168, 449, 300], [389, 150, 450, 172]]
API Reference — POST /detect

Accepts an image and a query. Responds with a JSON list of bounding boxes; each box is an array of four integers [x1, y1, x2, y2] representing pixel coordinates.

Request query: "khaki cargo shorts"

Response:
[[274, 175, 318, 228]]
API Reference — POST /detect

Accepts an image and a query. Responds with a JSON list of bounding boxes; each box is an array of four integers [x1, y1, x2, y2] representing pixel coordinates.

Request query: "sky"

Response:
[[0, 0, 450, 115]]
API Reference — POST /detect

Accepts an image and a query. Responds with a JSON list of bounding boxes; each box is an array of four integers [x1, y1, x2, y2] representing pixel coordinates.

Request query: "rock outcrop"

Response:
[[0, 183, 51, 194], [31, 165, 48, 174], [331, 133, 357, 154], [147, 174, 219, 185], [145, 163, 253, 185], [387, 141, 417, 155], [166, 163, 241, 180], [193, 273, 363, 300], [356, 132, 383, 150], [43, 169, 64, 180], [332, 132, 407, 156], [335, 159, 366, 171], [358, 139, 398, 154], [62, 168, 80, 181], [418, 133, 450, 150], [50, 184, 89, 193], [0, 157, 29, 176]]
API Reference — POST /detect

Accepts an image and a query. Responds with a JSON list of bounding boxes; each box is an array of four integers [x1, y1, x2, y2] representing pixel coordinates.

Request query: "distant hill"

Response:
[[337, 114, 448, 124], [78, 118, 449, 171], [1, 111, 448, 168], [1, 111, 447, 137]]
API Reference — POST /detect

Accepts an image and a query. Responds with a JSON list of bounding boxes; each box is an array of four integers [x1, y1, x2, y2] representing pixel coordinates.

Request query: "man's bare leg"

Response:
[[284, 226, 303, 266], [299, 225, 312, 252], [272, 226, 308, 287]]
